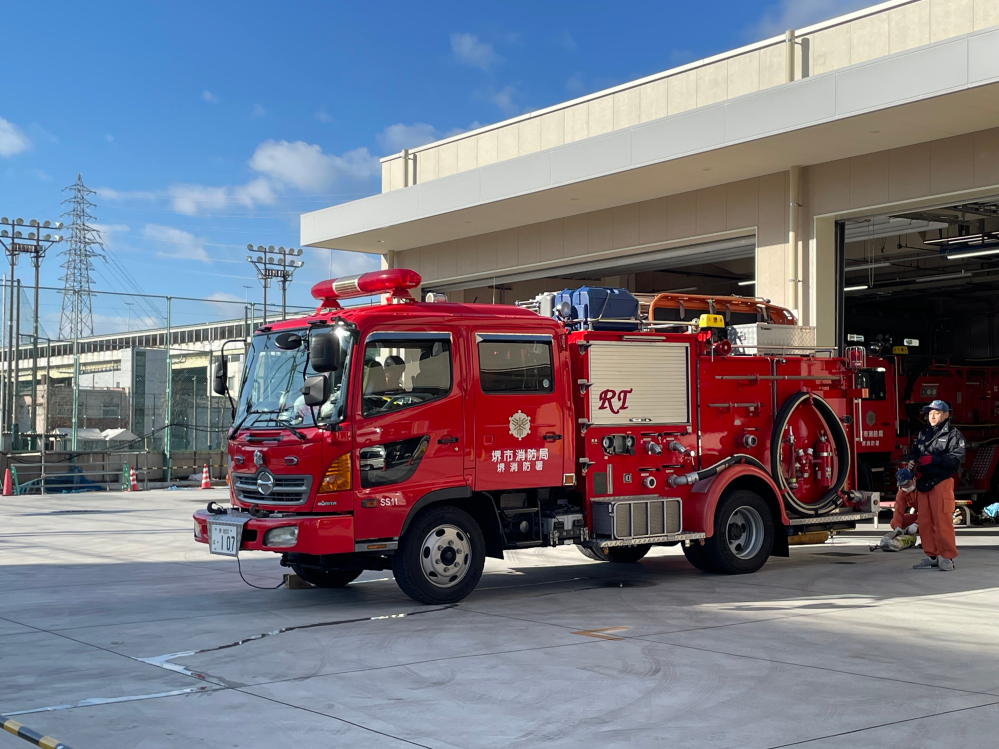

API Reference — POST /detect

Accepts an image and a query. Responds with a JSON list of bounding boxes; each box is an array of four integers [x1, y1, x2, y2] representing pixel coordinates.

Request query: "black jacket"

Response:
[[908, 418, 965, 492]]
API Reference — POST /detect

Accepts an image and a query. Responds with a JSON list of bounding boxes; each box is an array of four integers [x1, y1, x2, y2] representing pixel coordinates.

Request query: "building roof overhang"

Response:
[[301, 27, 999, 255]]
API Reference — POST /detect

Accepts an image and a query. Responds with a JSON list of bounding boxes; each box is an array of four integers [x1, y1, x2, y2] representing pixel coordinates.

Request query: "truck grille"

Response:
[[233, 471, 313, 505], [591, 497, 681, 539]]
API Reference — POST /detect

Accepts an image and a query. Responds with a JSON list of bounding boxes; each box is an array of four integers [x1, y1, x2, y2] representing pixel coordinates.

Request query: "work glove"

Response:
[[918, 455, 932, 466], [906, 460, 916, 471], [904, 523, 918, 536]]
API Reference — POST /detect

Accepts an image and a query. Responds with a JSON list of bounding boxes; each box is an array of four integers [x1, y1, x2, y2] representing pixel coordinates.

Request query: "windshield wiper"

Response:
[[276, 425, 307, 441]]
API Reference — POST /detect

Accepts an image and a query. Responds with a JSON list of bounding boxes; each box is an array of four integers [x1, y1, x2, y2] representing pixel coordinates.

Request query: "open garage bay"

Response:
[[1, 489, 997, 749]]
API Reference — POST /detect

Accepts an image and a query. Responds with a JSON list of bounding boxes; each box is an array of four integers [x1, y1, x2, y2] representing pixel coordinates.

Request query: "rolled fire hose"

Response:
[[770, 391, 850, 517]]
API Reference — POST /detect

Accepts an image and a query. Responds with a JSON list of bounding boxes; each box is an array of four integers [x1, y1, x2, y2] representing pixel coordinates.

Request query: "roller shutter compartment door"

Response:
[[587, 341, 690, 426]]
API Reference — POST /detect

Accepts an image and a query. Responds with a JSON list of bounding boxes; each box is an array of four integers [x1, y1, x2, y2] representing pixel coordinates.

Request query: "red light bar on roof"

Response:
[[311, 268, 422, 308]]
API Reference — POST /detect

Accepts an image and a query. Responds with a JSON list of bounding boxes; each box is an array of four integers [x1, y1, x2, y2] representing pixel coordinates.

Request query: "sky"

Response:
[[1, 0, 869, 335]]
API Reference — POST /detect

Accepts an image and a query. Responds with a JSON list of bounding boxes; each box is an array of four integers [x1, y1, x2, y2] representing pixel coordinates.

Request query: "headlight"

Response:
[[263, 526, 299, 548]]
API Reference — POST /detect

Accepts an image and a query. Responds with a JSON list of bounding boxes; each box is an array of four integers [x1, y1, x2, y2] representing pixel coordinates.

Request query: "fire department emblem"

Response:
[[508, 411, 531, 440]]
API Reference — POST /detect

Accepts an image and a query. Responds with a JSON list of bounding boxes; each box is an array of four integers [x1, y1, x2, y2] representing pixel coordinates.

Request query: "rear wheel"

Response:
[[703, 490, 774, 574], [392, 505, 485, 604], [578, 544, 651, 563], [291, 566, 362, 588]]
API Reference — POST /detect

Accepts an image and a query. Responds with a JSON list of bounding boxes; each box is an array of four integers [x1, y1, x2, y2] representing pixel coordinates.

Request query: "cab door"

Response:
[[352, 330, 464, 541], [472, 332, 567, 491]]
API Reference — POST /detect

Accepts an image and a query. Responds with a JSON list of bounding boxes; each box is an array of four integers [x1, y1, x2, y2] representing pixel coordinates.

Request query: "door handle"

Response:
[[543, 433, 562, 442], [438, 435, 459, 444]]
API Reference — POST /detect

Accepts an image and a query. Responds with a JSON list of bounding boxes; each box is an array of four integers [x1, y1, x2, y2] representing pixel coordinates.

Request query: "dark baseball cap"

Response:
[[921, 399, 950, 413]]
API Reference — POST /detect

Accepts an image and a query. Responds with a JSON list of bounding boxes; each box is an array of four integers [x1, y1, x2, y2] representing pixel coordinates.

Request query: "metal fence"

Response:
[[0, 281, 317, 489]]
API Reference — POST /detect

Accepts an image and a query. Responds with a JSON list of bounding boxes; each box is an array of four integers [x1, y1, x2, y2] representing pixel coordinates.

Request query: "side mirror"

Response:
[[310, 331, 341, 372], [300, 375, 330, 407], [212, 360, 228, 395]]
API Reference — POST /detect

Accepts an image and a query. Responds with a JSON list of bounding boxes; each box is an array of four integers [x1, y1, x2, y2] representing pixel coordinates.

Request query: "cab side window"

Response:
[[361, 338, 452, 417], [478, 337, 553, 394]]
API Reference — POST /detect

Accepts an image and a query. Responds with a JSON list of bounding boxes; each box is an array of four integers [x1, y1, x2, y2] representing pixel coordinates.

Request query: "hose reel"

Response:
[[770, 391, 850, 517]]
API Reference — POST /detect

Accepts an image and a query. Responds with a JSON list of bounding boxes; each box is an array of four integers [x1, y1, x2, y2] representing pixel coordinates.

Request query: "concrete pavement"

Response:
[[1, 489, 996, 748]]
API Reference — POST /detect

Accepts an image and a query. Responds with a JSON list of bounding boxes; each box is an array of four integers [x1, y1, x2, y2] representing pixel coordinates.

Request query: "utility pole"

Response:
[[245, 245, 305, 323], [0, 216, 63, 439]]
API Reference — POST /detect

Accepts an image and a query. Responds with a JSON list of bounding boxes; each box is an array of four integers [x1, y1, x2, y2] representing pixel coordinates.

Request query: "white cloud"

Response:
[[201, 90, 220, 104], [748, 0, 870, 39], [450, 33, 502, 71], [314, 110, 334, 123], [555, 31, 576, 51], [0, 117, 31, 157], [143, 224, 211, 262], [490, 86, 520, 116], [92, 223, 130, 245], [97, 187, 157, 201], [249, 139, 379, 191], [250, 103, 266, 119], [377, 123, 442, 154], [446, 121, 482, 138], [168, 177, 275, 216]]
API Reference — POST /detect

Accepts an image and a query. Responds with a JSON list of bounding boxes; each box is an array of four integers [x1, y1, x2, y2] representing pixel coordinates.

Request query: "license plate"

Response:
[[209, 522, 242, 556]]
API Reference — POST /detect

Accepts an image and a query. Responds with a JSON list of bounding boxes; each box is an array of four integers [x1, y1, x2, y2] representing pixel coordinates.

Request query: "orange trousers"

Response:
[[912, 477, 958, 560]]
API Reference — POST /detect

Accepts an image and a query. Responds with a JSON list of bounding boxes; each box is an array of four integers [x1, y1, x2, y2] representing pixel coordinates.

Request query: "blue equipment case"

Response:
[[554, 287, 640, 331]]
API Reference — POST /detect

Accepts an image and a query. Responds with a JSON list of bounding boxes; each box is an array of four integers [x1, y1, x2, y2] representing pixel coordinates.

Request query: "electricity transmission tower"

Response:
[[59, 174, 105, 340]]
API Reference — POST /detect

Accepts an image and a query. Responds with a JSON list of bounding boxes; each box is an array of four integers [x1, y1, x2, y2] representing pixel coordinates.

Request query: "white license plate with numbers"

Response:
[[209, 522, 241, 556]]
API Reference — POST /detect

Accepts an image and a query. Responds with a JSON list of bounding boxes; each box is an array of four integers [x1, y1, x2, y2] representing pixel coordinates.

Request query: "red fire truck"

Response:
[[195, 269, 877, 604], [855, 354, 999, 500]]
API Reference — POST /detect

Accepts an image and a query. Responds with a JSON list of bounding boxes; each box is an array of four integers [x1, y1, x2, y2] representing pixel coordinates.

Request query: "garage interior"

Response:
[[841, 197, 999, 361], [429, 235, 758, 310]]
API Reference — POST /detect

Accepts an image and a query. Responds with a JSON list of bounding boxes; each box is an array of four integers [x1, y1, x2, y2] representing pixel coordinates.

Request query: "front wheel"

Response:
[[292, 566, 362, 588], [392, 505, 485, 604], [703, 490, 774, 574]]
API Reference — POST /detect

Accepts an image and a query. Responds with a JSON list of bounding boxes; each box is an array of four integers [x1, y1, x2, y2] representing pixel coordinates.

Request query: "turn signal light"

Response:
[[320, 453, 351, 493]]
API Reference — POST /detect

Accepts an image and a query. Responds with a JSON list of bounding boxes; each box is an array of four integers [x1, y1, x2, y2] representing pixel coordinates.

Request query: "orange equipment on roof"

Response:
[[647, 291, 796, 326]]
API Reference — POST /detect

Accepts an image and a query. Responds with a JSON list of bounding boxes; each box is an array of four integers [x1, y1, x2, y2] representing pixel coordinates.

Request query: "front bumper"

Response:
[[193, 510, 354, 555]]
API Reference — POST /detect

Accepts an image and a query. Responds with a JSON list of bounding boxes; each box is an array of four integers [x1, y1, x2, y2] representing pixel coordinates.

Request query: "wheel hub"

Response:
[[420, 524, 471, 588], [726, 506, 764, 559]]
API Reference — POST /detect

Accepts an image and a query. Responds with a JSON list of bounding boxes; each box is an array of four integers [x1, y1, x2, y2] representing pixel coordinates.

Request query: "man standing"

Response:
[[907, 399, 965, 571]]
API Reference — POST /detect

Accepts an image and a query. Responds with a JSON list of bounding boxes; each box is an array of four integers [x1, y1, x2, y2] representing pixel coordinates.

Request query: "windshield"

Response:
[[234, 328, 351, 429]]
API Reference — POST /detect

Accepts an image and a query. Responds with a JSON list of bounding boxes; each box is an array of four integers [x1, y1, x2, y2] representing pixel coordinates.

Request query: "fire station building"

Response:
[[302, 0, 999, 358]]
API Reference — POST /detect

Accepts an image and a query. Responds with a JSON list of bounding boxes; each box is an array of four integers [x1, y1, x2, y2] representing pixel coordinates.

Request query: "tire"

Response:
[[682, 541, 718, 572], [577, 544, 651, 563], [392, 505, 485, 604], [291, 566, 362, 588], [703, 489, 775, 574]]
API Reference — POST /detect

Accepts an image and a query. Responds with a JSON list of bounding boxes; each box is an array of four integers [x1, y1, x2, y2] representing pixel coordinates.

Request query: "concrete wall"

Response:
[[382, 0, 999, 193], [396, 127, 999, 346]]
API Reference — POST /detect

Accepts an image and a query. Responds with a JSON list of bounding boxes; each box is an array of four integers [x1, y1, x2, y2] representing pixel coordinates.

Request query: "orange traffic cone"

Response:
[[201, 464, 211, 490], [129, 466, 139, 492], [2, 469, 13, 496]]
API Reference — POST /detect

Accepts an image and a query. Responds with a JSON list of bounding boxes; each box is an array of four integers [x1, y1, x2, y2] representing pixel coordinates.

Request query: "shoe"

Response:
[[912, 556, 938, 569], [938, 558, 955, 571]]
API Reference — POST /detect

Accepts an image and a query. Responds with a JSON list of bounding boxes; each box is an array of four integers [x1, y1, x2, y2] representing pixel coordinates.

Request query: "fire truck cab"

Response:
[[195, 270, 877, 604]]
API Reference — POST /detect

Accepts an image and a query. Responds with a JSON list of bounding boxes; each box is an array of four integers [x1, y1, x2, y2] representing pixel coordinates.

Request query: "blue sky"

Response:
[[1, 0, 866, 334]]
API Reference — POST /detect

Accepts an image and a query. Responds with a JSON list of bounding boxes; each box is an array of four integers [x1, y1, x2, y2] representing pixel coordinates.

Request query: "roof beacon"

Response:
[[311, 268, 422, 309]]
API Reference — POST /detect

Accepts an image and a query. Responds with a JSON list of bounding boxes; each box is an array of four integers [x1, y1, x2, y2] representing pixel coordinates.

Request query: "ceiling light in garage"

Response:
[[844, 285, 868, 291], [845, 261, 890, 272], [945, 247, 999, 260], [737, 280, 755, 286], [914, 271, 969, 283]]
